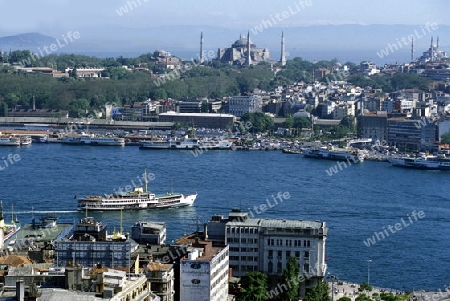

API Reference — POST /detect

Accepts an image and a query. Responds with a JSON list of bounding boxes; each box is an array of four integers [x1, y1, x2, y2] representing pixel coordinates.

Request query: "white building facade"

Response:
[[228, 95, 263, 117], [180, 244, 229, 301], [223, 210, 328, 296]]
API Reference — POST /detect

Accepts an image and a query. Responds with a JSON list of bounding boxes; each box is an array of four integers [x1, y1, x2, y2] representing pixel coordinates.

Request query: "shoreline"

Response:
[[326, 281, 450, 301]]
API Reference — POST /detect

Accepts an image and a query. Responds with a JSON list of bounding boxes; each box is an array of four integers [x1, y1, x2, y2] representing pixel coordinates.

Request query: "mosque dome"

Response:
[[232, 35, 256, 48]]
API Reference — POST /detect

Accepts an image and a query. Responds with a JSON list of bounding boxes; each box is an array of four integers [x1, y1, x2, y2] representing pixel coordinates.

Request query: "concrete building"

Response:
[[177, 235, 229, 301], [381, 99, 396, 113], [158, 112, 235, 129], [332, 102, 354, 120], [207, 209, 328, 296], [387, 118, 438, 151], [54, 217, 138, 268], [357, 112, 388, 141], [131, 221, 166, 245], [228, 95, 263, 117], [146, 263, 175, 301]]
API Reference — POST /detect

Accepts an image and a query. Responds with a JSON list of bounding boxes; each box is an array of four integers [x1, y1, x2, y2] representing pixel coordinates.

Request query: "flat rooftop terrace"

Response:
[[9, 222, 73, 251]]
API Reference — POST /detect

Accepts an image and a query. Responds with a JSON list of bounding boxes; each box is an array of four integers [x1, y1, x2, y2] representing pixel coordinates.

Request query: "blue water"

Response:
[[0, 144, 449, 291]]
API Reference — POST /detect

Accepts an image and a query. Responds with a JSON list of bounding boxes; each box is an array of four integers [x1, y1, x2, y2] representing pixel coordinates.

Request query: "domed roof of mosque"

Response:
[[232, 35, 256, 48]]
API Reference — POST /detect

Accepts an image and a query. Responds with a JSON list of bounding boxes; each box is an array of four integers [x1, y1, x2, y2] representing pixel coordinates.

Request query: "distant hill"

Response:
[[0, 32, 55, 51]]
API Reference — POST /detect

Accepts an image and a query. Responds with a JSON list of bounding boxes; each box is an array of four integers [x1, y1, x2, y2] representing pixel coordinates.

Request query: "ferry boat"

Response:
[[140, 138, 233, 150], [77, 171, 197, 211], [198, 139, 234, 150], [170, 137, 199, 149], [303, 146, 365, 162], [61, 135, 125, 146], [139, 139, 171, 149], [0, 136, 21, 146], [388, 153, 450, 170]]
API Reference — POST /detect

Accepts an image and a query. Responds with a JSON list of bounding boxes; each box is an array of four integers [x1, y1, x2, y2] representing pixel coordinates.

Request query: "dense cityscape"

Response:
[[0, 1, 449, 301]]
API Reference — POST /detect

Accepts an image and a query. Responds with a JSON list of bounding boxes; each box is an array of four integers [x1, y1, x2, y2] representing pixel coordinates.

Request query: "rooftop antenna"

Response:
[[189, 215, 203, 233]]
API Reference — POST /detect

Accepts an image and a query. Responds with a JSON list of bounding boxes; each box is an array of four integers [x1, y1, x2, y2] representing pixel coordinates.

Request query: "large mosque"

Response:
[[417, 36, 448, 64], [214, 32, 286, 66]]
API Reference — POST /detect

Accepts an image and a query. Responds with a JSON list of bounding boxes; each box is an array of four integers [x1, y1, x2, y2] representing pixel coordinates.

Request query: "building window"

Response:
[[268, 261, 273, 273], [268, 250, 273, 259], [277, 250, 282, 259], [304, 263, 310, 273], [286, 251, 291, 258], [295, 251, 300, 258], [277, 262, 282, 273], [304, 251, 309, 258]]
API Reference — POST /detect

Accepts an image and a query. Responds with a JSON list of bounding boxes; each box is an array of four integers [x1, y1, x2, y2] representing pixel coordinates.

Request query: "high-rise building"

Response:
[[177, 234, 229, 301], [207, 209, 328, 297]]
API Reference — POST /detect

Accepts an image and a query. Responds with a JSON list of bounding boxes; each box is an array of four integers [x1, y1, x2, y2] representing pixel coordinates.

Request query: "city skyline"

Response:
[[1, 1, 449, 65]]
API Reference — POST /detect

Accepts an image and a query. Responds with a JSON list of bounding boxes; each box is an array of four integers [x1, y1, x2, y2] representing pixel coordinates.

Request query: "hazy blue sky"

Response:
[[1, 0, 448, 34]]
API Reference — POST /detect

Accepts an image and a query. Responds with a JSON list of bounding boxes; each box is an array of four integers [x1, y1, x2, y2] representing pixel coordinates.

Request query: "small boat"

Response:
[[20, 135, 32, 146], [0, 136, 21, 146]]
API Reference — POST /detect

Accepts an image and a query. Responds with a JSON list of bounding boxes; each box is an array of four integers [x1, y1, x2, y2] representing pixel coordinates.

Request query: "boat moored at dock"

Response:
[[61, 134, 125, 146], [388, 153, 450, 170], [303, 146, 366, 162], [0, 135, 21, 146]]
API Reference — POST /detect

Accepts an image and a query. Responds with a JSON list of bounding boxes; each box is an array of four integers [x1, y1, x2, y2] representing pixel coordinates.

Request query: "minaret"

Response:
[[430, 36, 434, 62], [411, 37, 414, 62], [280, 31, 286, 66], [199, 32, 204, 64], [246, 31, 252, 66], [437, 36, 439, 48]]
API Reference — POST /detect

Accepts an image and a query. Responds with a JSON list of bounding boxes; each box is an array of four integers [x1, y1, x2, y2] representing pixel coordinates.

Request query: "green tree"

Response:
[[284, 115, 294, 129], [0, 101, 7, 117], [359, 282, 372, 291], [340, 115, 356, 133], [241, 112, 274, 133], [294, 117, 312, 130], [441, 132, 450, 144], [338, 297, 352, 301], [237, 272, 268, 301], [356, 293, 373, 301], [282, 257, 300, 301], [304, 281, 331, 301]]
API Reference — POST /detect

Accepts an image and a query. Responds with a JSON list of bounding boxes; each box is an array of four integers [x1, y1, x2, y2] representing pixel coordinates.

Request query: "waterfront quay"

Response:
[[328, 281, 450, 301]]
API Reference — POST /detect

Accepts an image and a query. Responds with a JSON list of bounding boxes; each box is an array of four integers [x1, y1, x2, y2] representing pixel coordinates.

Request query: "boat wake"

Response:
[[13, 210, 78, 214]]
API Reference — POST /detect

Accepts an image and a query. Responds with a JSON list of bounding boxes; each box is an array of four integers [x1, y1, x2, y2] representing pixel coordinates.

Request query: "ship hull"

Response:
[[77, 193, 197, 211]]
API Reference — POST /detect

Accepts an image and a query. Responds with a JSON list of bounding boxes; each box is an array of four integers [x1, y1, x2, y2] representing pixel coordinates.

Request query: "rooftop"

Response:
[[159, 112, 235, 118]]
